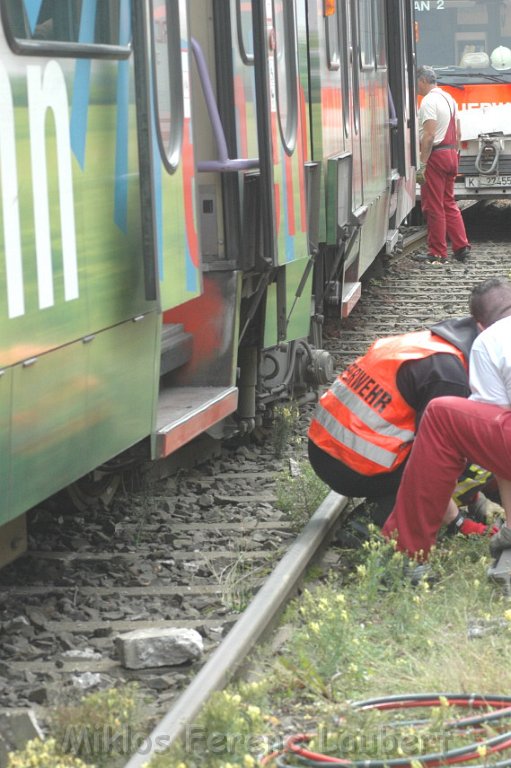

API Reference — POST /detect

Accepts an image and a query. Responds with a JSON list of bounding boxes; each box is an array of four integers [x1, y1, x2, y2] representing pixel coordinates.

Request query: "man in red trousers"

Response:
[[382, 277, 511, 562], [413, 65, 470, 265]]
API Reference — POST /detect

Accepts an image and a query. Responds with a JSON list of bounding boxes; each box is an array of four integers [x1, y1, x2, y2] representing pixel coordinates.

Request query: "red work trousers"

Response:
[[421, 150, 469, 258], [382, 397, 511, 559]]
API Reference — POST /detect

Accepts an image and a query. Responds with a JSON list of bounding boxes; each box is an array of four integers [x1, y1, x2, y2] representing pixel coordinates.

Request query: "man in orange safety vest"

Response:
[[308, 316, 495, 535]]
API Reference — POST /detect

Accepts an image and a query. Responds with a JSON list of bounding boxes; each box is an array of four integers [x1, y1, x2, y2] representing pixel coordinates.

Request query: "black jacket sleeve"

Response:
[[396, 353, 470, 428]]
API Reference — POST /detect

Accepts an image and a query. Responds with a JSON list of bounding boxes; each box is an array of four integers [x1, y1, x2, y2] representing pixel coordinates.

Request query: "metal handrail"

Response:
[[191, 37, 259, 172]]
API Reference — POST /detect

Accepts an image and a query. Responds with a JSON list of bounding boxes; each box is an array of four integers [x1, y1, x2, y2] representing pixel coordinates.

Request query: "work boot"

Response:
[[333, 502, 372, 549], [368, 495, 395, 527], [446, 511, 497, 537], [467, 493, 488, 522], [403, 560, 432, 586], [334, 518, 372, 549], [453, 246, 471, 262], [411, 252, 448, 265], [489, 524, 511, 559]]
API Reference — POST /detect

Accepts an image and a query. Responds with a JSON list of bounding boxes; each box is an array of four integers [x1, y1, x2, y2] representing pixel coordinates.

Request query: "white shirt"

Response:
[[469, 315, 511, 406], [419, 87, 457, 145]]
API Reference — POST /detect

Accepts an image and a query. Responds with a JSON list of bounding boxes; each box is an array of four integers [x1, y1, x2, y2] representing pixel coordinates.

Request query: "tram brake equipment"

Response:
[[475, 133, 504, 175], [487, 547, 511, 594], [258, 340, 334, 403], [305, 346, 334, 386]]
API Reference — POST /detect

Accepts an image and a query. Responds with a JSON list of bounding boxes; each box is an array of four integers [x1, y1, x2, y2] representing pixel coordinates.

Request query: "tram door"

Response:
[[387, 0, 416, 178], [251, 0, 313, 345], [134, 0, 202, 311], [387, 0, 418, 226], [347, 0, 364, 217], [133, 0, 240, 460]]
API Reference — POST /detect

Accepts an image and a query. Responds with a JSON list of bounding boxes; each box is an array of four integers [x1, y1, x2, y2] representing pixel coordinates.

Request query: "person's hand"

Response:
[[489, 523, 511, 558], [416, 168, 426, 186]]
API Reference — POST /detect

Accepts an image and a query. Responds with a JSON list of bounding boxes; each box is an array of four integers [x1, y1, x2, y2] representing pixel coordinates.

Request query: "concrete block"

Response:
[[116, 628, 203, 670]]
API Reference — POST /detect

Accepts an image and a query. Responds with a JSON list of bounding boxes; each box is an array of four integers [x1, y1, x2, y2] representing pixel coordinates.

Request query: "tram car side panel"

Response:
[[307, 0, 415, 321], [0, 2, 160, 531], [415, 0, 511, 200]]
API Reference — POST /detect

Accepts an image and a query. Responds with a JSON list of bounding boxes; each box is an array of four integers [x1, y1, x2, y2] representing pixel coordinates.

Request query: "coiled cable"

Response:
[[475, 137, 501, 175], [262, 693, 511, 767]]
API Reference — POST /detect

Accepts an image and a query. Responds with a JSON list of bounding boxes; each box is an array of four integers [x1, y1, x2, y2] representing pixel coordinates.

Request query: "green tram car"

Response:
[[0, 0, 416, 565]]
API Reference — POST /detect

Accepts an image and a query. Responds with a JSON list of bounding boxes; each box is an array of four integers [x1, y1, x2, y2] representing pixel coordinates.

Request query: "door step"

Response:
[[154, 386, 238, 458]]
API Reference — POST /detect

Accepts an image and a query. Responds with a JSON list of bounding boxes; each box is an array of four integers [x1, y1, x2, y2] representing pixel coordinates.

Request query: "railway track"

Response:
[[0, 465, 304, 709], [1, 201, 510, 765]]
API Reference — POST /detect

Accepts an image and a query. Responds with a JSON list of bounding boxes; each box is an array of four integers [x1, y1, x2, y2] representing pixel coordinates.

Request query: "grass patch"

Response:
[[149, 682, 270, 768], [51, 684, 144, 767], [5, 684, 146, 768], [275, 459, 329, 529], [146, 531, 511, 766], [274, 534, 511, 702], [6, 739, 91, 768], [270, 404, 300, 459], [200, 549, 271, 613]]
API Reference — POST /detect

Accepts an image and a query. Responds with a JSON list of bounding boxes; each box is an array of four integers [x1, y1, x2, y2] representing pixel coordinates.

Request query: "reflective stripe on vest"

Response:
[[312, 399, 401, 469], [330, 378, 416, 442]]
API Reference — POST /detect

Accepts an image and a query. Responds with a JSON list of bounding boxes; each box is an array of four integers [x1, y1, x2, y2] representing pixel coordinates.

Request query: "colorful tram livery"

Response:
[[415, 0, 511, 198], [0, 0, 416, 565]]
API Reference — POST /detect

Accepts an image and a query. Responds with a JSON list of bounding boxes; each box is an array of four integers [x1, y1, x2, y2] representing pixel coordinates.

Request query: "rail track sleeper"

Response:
[[25, 550, 277, 562], [41, 618, 227, 633], [115, 521, 294, 532], [2, 583, 263, 597]]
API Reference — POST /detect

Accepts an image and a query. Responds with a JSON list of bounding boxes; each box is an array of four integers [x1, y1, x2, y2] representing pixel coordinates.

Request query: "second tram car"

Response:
[[415, 0, 511, 199], [0, 0, 416, 566]]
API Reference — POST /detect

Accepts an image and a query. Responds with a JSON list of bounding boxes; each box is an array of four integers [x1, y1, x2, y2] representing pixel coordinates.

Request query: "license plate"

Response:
[[465, 175, 511, 188]]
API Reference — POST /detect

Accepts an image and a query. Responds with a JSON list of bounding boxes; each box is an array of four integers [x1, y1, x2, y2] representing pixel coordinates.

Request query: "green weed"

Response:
[[271, 532, 511, 707], [270, 404, 300, 459], [275, 460, 329, 529], [200, 549, 270, 613], [50, 684, 143, 767], [7, 739, 92, 768], [149, 681, 270, 767]]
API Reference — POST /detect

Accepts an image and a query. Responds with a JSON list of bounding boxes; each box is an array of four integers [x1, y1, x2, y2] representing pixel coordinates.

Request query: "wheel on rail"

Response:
[[65, 470, 122, 512]]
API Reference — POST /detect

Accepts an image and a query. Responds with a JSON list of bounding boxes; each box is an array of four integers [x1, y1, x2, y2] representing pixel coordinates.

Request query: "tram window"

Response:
[[325, 11, 340, 70], [237, 0, 254, 65], [373, 0, 387, 68], [273, 0, 298, 154], [2, 0, 129, 56], [151, 0, 183, 173], [358, 0, 374, 69]]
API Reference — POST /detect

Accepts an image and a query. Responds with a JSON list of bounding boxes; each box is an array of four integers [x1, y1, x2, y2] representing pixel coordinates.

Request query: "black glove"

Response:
[[489, 523, 511, 559]]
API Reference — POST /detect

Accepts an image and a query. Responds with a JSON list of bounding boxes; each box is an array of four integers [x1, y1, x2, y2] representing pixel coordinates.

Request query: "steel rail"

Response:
[[123, 490, 349, 768]]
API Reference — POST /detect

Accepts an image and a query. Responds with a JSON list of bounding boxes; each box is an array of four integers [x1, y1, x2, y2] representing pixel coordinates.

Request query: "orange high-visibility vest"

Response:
[[308, 330, 467, 475]]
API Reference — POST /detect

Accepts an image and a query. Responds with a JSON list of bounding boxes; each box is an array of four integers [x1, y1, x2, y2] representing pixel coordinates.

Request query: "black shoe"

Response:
[[467, 493, 489, 523], [403, 560, 434, 586], [411, 253, 448, 265], [334, 518, 372, 549], [453, 246, 471, 262]]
